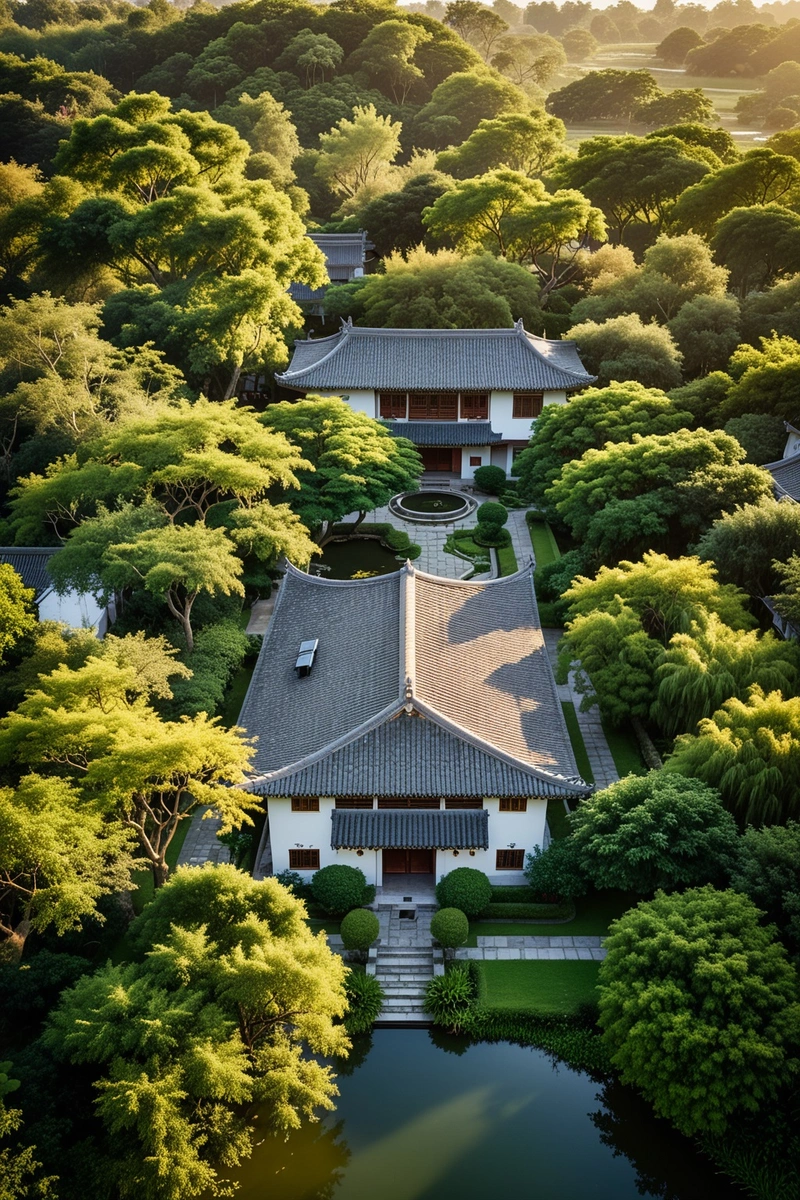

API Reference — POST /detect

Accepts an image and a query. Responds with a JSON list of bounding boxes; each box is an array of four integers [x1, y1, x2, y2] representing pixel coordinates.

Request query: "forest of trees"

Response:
[[1, 0, 800, 1197]]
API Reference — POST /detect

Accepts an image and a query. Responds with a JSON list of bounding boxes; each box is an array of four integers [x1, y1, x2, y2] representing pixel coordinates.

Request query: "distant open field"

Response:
[[562, 44, 767, 149]]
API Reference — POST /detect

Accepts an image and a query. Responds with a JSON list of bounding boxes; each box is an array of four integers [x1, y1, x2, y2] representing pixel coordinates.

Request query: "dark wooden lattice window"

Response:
[[289, 849, 320, 870], [291, 797, 320, 812], [408, 392, 458, 421], [377, 797, 440, 809], [513, 392, 544, 420], [499, 798, 528, 812], [460, 392, 489, 419], [445, 798, 483, 809], [379, 391, 406, 419], [496, 849, 524, 870], [335, 797, 374, 809]]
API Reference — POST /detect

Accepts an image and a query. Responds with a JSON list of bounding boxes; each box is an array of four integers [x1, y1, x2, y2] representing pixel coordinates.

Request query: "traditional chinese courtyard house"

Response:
[[288, 231, 374, 316], [241, 561, 591, 888], [275, 319, 595, 480]]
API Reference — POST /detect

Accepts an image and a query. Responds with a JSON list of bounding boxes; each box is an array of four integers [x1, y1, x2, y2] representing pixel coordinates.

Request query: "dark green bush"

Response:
[[473, 465, 507, 494], [474, 523, 511, 548], [311, 864, 371, 915], [163, 619, 250, 718], [476, 501, 508, 527], [481, 901, 575, 920], [424, 965, 475, 1032], [274, 869, 311, 899], [340, 907, 380, 951], [430, 907, 469, 948], [489, 885, 538, 902], [436, 868, 492, 917], [525, 840, 586, 901], [344, 969, 384, 1033]]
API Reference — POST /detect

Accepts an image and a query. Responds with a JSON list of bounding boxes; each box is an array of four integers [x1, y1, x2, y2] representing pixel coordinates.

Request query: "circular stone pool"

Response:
[[390, 489, 477, 523]]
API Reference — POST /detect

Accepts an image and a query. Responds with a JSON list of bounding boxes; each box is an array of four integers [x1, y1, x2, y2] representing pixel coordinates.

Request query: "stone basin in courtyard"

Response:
[[389, 489, 477, 524]]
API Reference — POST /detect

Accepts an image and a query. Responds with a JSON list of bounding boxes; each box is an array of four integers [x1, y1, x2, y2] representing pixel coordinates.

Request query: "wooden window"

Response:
[[335, 797, 374, 809], [289, 848, 320, 870], [469, 456, 482, 467], [408, 392, 458, 421], [460, 392, 489, 420], [496, 849, 524, 870], [513, 392, 544, 420], [377, 797, 440, 809], [445, 798, 483, 810], [499, 798, 528, 812], [379, 391, 406, 419], [291, 797, 320, 812]]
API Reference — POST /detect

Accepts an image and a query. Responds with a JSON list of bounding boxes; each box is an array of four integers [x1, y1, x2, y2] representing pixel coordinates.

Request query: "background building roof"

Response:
[[765, 452, 800, 503], [240, 563, 590, 800], [276, 320, 595, 393], [0, 547, 57, 599]]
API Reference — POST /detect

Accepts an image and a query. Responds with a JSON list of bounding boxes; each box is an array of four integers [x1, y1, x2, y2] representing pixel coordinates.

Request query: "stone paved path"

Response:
[[543, 628, 620, 791], [177, 807, 229, 868], [455, 934, 606, 962]]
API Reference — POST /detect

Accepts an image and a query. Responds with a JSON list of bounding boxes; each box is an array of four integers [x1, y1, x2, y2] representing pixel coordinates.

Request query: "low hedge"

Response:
[[480, 901, 575, 921], [489, 885, 538, 902]]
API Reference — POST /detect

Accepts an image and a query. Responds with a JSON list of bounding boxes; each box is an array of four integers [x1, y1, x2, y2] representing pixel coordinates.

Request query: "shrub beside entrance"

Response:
[[436, 868, 492, 917]]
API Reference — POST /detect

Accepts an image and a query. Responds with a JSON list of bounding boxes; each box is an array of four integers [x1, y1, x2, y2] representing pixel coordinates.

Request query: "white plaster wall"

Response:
[[784, 431, 800, 459], [317, 389, 376, 417], [38, 589, 109, 636], [459, 446, 494, 480], [489, 390, 567, 442], [267, 798, 382, 884]]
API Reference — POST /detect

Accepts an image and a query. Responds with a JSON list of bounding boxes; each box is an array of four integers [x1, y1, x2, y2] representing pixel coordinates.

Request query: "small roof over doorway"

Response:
[[331, 808, 489, 850]]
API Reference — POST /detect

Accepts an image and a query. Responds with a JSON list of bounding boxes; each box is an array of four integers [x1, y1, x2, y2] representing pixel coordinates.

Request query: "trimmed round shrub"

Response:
[[436, 867, 492, 918], [430, 907, 469, 949], [476, 500, 508, 527], [311, 864, 369, 915], [340, 907, 380, 951], [344, 969, 384, 1033], [473, 465, 507, 494], [474, 523, 511, 548]]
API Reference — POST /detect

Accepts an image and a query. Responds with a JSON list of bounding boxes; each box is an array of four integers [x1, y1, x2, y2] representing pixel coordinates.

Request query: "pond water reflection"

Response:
[[225, 1031, 741, 1200]]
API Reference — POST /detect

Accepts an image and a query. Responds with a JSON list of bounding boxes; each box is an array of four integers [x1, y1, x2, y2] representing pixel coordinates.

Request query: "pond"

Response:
[[310, 538, 401, 580], [222, 1030, 742, 1200]]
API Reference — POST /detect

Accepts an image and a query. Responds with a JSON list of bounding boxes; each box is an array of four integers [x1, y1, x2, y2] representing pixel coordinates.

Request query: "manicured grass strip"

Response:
[[560, 700, 595, 785], [527, 517, 560, 567], [546, 796, 571, 840], [218, 662, 255, 728], [601, 719, 647, 777], [466, 889, 636, 944], [307, 918, 341, 936], [496, 541, 518, 576], [476, 960, 600, 1016]]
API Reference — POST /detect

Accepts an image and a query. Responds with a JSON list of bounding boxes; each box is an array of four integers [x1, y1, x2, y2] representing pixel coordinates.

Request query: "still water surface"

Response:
[[228, 1030, 739, 1200]]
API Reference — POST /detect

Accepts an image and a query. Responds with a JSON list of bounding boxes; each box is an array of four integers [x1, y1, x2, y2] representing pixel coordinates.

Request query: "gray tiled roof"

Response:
[[309, 232, 370, 268], [765, 452, 800, 503], [256, 712, 579, 797], [289, 282, 327, 303], [331, 807, 490, 850], [386, 421, 503, 447], [0, 547, 56, 599], [240, 563, 590, 800], [276, 320, 595, 392]]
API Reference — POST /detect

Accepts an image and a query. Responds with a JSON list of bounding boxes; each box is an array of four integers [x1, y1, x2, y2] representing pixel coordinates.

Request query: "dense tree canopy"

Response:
[[730, 821, 800, 959], [599, 886, 800, 1136], [435, 110, 566, 178], [696, 498, 800, 598], [0, 564, 35, 667], [43, 865, 350, 1199]]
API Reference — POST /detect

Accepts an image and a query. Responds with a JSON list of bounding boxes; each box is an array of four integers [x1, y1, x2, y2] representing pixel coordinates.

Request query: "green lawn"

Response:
[[308, 918, 341, 936], [546, 796, 571, 841], [561, 700, 595, 785], [601, 720, 647, 777], [527, 517, 560, 568], [476, 960, 600, 1015], [218, 662, 255, 728], [496, 541, 518, 576], [467, 889, 635, 945]]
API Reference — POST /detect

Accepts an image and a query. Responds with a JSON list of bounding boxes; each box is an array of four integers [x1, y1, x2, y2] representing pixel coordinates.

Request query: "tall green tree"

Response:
[[718, 334, 800, 423], [696, 497, 800, 598], [314, 103, 402, 205], [413, 67, 528, 148], [0, 640, 258, 885], [43, 865, 350, 1199], [667, 688, 800, 826], [547, 428, 772, 561], [435, 111, 566, 179], [423, 168, 606, 298], [598, 887, 800, 1136], [515, 380, 692, 510], [261, 397, 421, 546], [0, 565, 35, 667], [350, 19, 432, 104], [0, 774, 134, 961], [711, 204, 800, 294], [670, 148, 800, 237], [730, 821, 800, 959], [567, 314, 683, 390]]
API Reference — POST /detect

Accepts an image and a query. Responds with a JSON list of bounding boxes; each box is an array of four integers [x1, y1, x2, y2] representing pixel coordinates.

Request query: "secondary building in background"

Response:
[[276, 319, 595, 479], [240, 562, 591, 888], [288, 231, 374, 316], [0, 547, 113, 635], [765, 420, 800, 505]]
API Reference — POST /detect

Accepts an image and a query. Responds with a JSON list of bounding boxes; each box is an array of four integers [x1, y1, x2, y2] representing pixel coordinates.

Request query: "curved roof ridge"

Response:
[[282, 324, 351, 378]]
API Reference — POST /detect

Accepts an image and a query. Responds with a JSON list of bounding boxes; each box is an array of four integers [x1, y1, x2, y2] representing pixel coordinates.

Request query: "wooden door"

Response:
[[408, 849, 435, 874], [383, 849, 407, 874], [421, 448, 455, 471], [383, 849, 435, 874]]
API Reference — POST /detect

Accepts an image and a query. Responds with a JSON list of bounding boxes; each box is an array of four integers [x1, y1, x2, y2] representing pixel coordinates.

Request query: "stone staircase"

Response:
[[371, 904, 438, 1024]]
